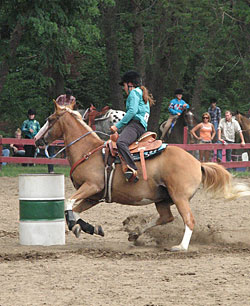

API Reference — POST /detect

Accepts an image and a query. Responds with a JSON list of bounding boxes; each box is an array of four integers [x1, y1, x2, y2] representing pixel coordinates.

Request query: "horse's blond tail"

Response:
[[201, 162, 250, 200]]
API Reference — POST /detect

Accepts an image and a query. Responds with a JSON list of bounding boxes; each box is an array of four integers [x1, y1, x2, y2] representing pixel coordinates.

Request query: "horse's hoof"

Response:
[[128, 232, 139, 242], [72, 224, 81, 238], [94, 225, 104, 237], [170, 244, 187, 252]]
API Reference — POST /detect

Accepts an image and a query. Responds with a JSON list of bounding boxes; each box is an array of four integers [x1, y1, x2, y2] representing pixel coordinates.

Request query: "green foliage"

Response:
[[0, 0, 249, 132]]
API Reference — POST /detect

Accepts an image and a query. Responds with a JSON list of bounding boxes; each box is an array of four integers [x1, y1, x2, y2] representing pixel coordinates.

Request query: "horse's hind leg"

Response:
[[128, 201, 174, 241], [170, 198, 195, 252]]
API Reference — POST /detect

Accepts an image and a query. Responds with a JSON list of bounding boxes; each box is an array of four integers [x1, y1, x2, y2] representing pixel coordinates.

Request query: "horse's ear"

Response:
[[53, 99, 64, 113], [66, 99, 76, 110]]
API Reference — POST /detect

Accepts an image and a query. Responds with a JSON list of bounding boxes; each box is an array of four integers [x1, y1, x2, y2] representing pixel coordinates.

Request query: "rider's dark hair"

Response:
[[28, 108, 36, 116], [65, 88, 72, 96], [175, 88, 183, 95], [119, 70, 141, 87]]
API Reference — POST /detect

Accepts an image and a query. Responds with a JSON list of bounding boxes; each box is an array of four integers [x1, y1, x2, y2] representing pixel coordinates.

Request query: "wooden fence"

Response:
[[0, 137, 68, 170], [1, 135, 250, 170]]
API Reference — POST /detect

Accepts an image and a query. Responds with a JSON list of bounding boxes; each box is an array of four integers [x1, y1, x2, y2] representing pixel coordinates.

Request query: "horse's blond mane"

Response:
[[64, 107, 101, 140]]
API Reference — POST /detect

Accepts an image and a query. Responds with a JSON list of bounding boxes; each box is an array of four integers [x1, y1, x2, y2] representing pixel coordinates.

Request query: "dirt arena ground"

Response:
[[0, 176, 250, 306]]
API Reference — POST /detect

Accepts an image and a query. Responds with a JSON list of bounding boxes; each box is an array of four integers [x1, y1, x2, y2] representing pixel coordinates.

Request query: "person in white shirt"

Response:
[[217, 110, 245, 162]]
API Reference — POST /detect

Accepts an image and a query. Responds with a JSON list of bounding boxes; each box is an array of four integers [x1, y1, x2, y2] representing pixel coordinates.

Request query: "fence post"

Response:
[[0, 135, 2, 170]]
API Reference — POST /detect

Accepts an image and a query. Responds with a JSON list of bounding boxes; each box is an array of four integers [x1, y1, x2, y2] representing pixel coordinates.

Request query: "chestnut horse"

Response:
[[160, 109, 198, 144], [35, 102, 250, 252], [235, 112, 250, 143]]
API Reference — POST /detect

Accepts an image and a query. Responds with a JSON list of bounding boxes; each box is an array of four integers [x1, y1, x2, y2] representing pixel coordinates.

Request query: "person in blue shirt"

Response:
[[110, 70, 155, 183], [21, 108, 40, 166], [161, 88, 189, 140]]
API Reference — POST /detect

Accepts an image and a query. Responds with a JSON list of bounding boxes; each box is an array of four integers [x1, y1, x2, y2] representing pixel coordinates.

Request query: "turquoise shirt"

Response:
[[115, 88, 150, 131], [21, 119, 40, 139]]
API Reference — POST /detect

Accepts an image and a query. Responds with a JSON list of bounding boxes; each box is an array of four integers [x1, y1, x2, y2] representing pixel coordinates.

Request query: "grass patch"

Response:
[[231, 170, 250, 178], [0, 164, 70, 177]]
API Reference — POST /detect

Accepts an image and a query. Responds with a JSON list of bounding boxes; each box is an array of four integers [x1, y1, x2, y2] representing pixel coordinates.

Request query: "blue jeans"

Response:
[[217, 141, 233, 162], [2, 148, 10, 166]]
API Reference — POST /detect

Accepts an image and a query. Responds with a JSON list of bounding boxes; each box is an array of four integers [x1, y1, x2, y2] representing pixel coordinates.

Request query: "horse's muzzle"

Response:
[[35, 138, 46, 147]]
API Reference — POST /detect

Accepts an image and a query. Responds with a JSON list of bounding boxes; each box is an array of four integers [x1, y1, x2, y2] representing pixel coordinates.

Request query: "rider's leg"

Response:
[[116, 120, 145, 182], [160, 115, 177, 140]]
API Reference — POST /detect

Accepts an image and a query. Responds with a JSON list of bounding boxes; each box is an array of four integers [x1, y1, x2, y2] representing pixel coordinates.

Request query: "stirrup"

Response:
[[124, 169, 139, 183]]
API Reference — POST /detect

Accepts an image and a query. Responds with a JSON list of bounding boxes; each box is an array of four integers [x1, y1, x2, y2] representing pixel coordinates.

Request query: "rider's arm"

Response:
[[116, 90, 139, 129], [168, 100, 179, 115]]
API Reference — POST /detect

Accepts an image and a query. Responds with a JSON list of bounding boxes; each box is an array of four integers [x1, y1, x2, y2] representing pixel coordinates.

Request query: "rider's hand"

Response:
[[110, 125, 118, 133], [177, 113, 181, 116], [241, 141, 245, 147], [183, 104, 187, 108]]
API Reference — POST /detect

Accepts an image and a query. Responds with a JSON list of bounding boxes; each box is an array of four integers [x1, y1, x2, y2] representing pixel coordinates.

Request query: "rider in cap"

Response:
[[56, 88, 76, 107], [110, 70, 155, 183], [161, 88, 189, 140]]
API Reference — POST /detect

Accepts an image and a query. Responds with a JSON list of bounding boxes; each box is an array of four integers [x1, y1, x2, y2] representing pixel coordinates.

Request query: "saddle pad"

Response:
[[102, 143, 168, 164]]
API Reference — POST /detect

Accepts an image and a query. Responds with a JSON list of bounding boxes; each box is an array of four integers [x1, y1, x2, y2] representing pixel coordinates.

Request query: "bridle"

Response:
[[184, 110, 195, 130], [38, 110, 109, 158]]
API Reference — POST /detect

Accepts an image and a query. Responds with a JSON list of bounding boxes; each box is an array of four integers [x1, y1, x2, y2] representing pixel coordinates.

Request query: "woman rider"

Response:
[[110, 70, 155, 183]]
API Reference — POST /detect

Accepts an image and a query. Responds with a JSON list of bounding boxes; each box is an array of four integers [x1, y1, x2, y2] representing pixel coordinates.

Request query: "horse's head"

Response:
[[35, 101, 76, 147], [183, 109, 196, 130]]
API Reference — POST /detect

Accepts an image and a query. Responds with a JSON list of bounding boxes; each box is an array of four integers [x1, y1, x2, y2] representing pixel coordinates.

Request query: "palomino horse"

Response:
[[35, 102, 250, 252], [160, 109, 198, 144]]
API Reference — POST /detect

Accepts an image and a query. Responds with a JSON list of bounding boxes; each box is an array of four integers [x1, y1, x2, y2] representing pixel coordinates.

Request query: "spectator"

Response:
[[1, 147, 10, 166], [208, 98, 221, 142], [56, 88, 76, 107], [21, 108, 40, 166], [217, 110, 245, 162], [161, 89, 189, 140], [10, 128, 25, 156], [191, 112, 216, 162], [36, 145, 55, 173]]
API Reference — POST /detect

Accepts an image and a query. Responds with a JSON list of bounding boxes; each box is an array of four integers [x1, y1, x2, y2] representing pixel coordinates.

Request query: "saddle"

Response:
[[106, 132, 163, 181], [87, 104, 110, 130]]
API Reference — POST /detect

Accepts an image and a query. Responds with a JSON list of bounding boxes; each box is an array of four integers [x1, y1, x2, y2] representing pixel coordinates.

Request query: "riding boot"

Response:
[[124, 165, 139, 183], [120, 157, 139, 183]]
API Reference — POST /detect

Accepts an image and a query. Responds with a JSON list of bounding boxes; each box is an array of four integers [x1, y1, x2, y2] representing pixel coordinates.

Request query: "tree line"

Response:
[[0, 0, 249, 136]]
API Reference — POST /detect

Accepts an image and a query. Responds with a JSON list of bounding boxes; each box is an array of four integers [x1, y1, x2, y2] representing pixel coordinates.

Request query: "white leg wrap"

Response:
[[65, 199, 76, 211], [180, 225, 193, 250], [73, 211, 80, 221]]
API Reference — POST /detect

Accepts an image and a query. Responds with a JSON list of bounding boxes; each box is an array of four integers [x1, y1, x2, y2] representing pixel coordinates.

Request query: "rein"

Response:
[[69, 142, 106, 179], [40, 108, 111, 183], [45, 130, 109, 159]]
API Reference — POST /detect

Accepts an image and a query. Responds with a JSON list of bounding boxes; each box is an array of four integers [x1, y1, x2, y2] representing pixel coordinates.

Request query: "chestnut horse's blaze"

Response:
[[35, 101, 250, 252]]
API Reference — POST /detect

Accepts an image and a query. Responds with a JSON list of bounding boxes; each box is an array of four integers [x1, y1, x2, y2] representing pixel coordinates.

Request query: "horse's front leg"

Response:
[[65, 182, 104, 238]]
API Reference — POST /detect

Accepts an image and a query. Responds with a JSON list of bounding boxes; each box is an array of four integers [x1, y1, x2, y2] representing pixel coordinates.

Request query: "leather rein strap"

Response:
[[70, 143, 105, 180]]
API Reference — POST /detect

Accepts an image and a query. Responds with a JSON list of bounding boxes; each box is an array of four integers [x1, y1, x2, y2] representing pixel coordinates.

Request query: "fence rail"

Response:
[[1, 137, 250, 170], [0, 138, 68, 169]]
